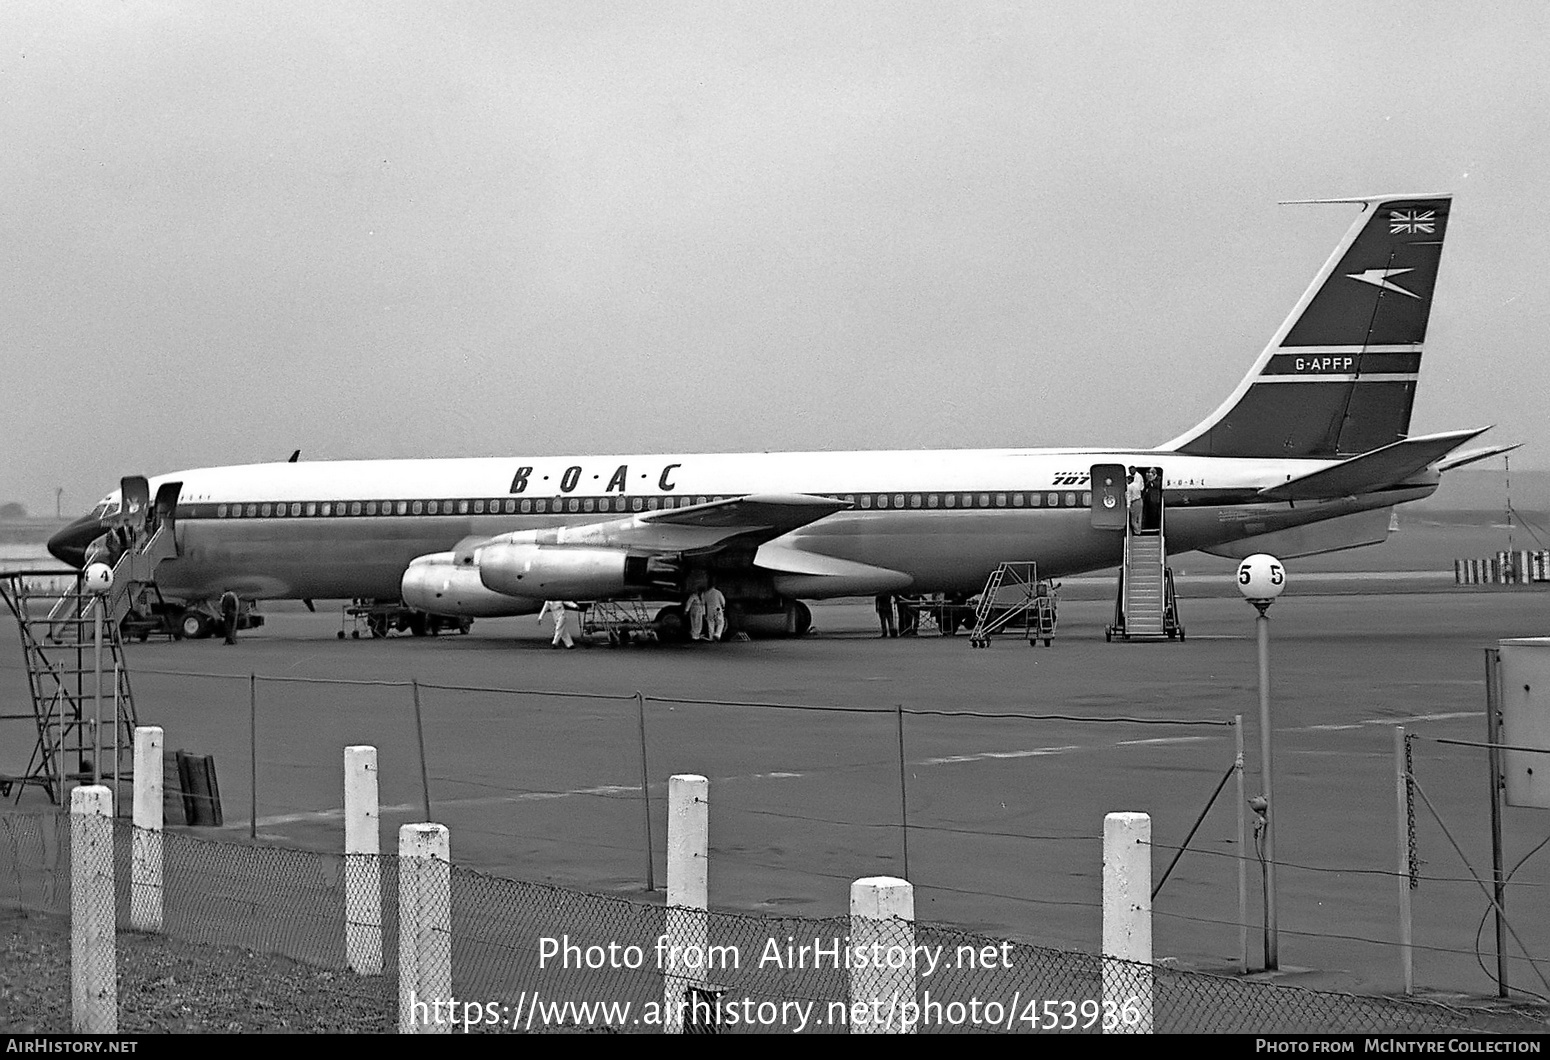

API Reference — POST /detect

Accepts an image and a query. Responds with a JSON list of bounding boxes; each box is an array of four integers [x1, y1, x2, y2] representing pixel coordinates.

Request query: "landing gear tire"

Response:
[[654, 606, 687, 642], [337, 630, 345, 640], [179, 611, 212, 640]]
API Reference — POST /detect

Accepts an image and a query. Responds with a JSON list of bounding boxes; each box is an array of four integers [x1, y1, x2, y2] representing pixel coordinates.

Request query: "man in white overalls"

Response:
[[703, 583, 727, 642], [685, 589, 707, 641], [540, 599, 575, 649]]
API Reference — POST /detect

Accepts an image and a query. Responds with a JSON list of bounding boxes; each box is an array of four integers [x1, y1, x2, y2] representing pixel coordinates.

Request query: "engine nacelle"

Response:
[[478, 543, 631, 600], [401, 552, 541, 617]]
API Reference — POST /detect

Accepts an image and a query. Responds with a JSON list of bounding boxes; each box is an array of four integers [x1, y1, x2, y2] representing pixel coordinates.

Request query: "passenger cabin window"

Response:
[[1082, 491, 1092, 506], [427, 501, 439, 515], [412, 501, 424, 515], [1030, 493, 1041, 506], [878, 495, 889, 509], [305, 503, 316, 517], [396, 501, 408, 515], [290, 503, 301, 516], [261, 503, 272, 517], [535, 499, 547, 513], [631, 498, 642, 511], [1013, 493, 1024, 507], [945, 494, 956, 508], [646, 497, 658, 510], [503, 499, 516, 513], [568, 499, 579, 512], [995, 493, 1006, 507], [910, 494, 921, 508], [1064, 492, 1076, 507], [217, 504, 228, 518], [474, 500, 485, 514], [927, 494, 938, 508], [583, 499, 595, 512], [520, 499, 531, 513], [458, 500, 469, 515], [860, 495, 872, 509]]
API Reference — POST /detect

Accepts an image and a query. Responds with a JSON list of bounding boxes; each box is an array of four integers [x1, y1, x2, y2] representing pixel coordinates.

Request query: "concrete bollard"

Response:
[[1102, 812, 1153, 1033], [849, 876, 915, 1034], [71, 785, 116, 1033], [664, 774, 709, 1033], [398, 823, 451, 1034], [130, 727, 163, 933], [344, 745, 382, 976]]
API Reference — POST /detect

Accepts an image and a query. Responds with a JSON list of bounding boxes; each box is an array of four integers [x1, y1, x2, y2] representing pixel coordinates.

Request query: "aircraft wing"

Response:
[[1257, 427, 1491, 502], [507, 493, 851, 555]]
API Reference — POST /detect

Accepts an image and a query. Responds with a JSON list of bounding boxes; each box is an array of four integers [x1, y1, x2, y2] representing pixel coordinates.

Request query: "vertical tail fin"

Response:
[[1164, 194, 1452, 458]]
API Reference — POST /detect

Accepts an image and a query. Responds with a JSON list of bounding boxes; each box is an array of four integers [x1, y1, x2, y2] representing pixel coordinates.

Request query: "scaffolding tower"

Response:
[[1, 569, 138, 807]]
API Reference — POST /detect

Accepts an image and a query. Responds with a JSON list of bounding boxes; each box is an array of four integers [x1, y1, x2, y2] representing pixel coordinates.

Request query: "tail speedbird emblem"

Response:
[[1345, 267, 1420, 299]]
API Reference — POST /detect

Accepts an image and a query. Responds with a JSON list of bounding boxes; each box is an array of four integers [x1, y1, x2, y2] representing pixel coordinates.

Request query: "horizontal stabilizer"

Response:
[[1200, 507, 1394, 561], [1436, 442, 1522, 473], [1257, 427, 1490, 502]]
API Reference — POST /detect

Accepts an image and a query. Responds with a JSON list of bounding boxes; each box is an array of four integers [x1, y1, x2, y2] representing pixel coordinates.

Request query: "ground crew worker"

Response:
[[875, 594, 897, 637], [703, 583, 727, 642], [219, 591, 240, 645], [1126, 467, 1144, 534], [540, 599, 576, 649], [685, 588, 707, 641]]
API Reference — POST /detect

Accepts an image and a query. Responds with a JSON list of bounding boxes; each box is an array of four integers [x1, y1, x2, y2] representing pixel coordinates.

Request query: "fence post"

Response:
[[849, 876, 915, 1034], [398, 823, 451, 1034], [71, 784, 116, 1033], [130, 726, 163, 932], [663, 774, 708, 1033], [1394, 726, 1414, 994], [345, 745, 382, 976], [1102, 811, 1153, 1034]]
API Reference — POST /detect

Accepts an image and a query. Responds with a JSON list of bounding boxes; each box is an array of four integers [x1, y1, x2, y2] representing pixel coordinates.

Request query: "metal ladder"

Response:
[[969, 561, 1054, 648], [1, 570, 139, 807]]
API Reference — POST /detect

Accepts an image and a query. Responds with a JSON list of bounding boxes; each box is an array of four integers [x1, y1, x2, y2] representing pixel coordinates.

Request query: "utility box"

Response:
[[1497, 639, 1550, 810]]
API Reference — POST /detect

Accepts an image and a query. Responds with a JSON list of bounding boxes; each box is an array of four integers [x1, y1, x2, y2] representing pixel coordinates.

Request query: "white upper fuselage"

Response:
[[93, 447, 1426, 603]]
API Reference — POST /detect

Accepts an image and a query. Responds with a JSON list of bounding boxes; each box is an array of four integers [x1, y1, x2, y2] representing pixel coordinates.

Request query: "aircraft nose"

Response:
[[47, 514, 102, 569]]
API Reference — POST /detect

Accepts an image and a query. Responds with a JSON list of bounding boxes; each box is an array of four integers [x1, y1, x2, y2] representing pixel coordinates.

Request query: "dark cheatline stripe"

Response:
[[1262, 352, 1421, 376], [1175, 380, 1415, 459]]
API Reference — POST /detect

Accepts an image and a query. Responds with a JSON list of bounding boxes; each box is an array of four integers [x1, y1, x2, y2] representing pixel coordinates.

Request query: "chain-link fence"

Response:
[[3, 810, 1543, 1033]]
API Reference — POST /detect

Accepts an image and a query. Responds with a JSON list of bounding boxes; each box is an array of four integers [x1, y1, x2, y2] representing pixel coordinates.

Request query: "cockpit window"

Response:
[[90, 498, 121, 520]]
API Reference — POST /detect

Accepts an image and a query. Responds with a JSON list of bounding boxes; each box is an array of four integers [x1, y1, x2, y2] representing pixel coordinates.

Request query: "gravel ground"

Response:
[[0, 909, 390, 1033]]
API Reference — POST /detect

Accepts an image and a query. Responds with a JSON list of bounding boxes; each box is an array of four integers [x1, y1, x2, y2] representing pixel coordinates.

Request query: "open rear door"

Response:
[[1089, 463, 1128, 531], [151, 481, 181, 538]]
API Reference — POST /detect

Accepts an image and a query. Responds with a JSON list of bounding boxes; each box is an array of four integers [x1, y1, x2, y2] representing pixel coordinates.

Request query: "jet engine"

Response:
[[477, 542, 639, 600], [400, 551, 541, 617]]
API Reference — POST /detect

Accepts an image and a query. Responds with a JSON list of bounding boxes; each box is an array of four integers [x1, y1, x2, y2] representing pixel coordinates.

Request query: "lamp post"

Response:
[[1237, 552, 1285, 970], [83, 562, 114, 787]]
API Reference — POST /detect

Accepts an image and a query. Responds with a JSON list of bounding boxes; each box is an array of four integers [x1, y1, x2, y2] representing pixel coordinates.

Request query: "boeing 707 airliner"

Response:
[[49, 194, 1512, 639]]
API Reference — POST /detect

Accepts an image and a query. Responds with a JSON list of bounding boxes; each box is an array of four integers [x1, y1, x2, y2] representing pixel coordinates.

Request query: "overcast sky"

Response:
[[2, 1, 1546, 515]]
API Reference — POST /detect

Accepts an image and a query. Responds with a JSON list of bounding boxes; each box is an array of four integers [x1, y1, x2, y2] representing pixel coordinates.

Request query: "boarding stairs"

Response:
[[44, 522, 178, 640], [1, 570, 139, 807], [1106, 488, 1184, 643], [968, 561, 1057, 648]]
